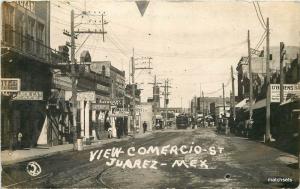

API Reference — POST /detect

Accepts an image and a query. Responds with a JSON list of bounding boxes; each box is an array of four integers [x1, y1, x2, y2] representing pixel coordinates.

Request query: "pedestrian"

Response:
[[143, 121, 147, 133], [106, 121, 112, 139], [116, 118, 121, 139], [17, 132, 23, 149]]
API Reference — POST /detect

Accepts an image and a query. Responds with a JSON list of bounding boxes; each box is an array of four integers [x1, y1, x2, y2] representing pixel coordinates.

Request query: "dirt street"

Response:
[[2, 128, 298, 188]]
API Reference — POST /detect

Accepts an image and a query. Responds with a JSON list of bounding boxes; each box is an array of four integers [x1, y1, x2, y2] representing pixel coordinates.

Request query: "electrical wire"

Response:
[[75, 34, 91, 54], [252, 2, 266, 30], [256, 2, 266, 27]]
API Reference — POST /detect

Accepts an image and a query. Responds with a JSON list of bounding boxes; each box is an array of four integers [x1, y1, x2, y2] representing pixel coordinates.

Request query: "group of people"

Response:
[[105, 120, 148, 139]]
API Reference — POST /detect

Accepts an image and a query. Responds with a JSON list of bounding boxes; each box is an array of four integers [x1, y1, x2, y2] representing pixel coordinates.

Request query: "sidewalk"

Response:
[[1, 131, 154, 166]]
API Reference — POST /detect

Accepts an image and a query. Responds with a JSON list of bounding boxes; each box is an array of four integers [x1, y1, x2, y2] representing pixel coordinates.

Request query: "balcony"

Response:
[[1, 26, 50, 64]]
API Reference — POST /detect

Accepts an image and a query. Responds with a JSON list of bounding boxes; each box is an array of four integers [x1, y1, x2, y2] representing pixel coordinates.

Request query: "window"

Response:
[[25, 17, 35, 53], [3, 5, 14, 44], [36, 22, 44, 57], [15, 12, 24, 50]]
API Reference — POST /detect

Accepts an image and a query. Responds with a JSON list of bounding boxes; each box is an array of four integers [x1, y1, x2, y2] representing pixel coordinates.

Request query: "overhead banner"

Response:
[[270, 84, 300, 102]]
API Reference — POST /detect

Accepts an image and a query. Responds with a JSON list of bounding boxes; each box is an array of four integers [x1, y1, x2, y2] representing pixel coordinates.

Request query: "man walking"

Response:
[[143, 121, 147, 133]]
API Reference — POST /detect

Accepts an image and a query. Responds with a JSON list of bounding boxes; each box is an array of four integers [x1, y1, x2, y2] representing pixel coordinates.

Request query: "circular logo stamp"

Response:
[[26, 161, 42, 177]]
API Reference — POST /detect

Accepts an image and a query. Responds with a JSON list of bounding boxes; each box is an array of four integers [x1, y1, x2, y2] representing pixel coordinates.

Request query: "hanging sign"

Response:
[[270, 84, 300, 102], [1, 78, 21, 92], [13, 91, 43, 100]]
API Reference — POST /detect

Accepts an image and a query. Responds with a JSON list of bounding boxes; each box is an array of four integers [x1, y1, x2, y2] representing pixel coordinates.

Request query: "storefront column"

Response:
[[127, 117, 131, 133], [80, 100, 84, 138], [84, 101, 90, 138], [92, 110, 97, 139]]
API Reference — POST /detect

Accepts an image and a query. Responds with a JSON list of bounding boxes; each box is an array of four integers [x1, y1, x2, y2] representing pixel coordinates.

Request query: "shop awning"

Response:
[[235, 98, 248, 109], [253, 99, 266, 110]]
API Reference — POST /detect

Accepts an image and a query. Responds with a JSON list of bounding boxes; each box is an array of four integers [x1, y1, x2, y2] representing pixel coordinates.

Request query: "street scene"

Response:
[[1, 1, 300, 188]]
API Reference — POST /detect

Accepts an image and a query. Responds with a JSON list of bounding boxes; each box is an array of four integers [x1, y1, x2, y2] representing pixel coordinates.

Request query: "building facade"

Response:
[[1, 1, 52, 149]]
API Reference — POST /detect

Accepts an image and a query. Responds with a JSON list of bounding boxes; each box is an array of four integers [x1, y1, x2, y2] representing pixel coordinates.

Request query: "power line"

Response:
[[75, 34, 91, 54], [256, 2, 266, 27], [253, 2, 266, 30], [107, 35, 130, 59]]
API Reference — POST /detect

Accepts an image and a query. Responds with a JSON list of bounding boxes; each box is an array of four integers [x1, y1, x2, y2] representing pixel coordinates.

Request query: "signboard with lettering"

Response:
[[91, 103, 110, 111], [16, 1, 35, 12], [96, 84, 109, 92], [1, 78, 21, 92], [13, 91, 43, 101], [53, 77, 72, 90], [270, 84, 300, 102], [77, 91, 95, 101], [99, 99, 123, 106]]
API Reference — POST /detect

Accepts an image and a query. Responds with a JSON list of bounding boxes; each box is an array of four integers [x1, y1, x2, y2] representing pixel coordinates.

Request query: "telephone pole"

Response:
[[64, 10, 107, 150], [163, 79, 171, 127], [231, 66, 236, 120], [280, 42, 285, 103], [265, 17, 271, 142], [70, 10, 77, 150], [131, 54, 153, 135], [202, 91, 205, 127], [131, 49, 136, 137], [222, 83, 225, 114], [248, 30, 253, 122]]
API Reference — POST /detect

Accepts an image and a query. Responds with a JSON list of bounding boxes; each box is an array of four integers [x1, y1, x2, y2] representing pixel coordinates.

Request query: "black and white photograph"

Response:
[[1, 0, 300, 188]]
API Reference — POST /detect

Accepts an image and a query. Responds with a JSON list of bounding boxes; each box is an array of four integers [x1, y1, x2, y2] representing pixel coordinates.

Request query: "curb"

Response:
[[1, 132, 153, 166]]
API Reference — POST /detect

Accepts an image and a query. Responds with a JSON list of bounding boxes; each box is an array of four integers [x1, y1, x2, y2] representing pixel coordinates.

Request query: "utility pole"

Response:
[[231, 66, 236, 120], [166, 79, 169, 127], [280, 42, 285, 103], [199, 84, 201, 115], [131, 54, 153, 135], [202, 91, 205, 127], [64, 9, 107, 150], [162, 79, 171, 127], [181, 97, 183, 112], [163, 80, 167, 127], [131, 49, 136, 137], [222, 83, 225, 114], [70, 10, 77, 150], [248, 30, 253, 122], [265, 17, 271, 142]]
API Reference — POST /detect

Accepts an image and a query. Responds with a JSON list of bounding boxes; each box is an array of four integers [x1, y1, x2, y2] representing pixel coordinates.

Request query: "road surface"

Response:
[[2, 127, 299, 188]]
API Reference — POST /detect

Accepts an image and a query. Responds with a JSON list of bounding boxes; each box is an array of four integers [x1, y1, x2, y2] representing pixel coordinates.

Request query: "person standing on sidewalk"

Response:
[[143, 121, 147, 133], [17, 132, 23, 149]]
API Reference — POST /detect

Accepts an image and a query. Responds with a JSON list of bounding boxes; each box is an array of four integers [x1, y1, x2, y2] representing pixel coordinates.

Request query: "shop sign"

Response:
[[91, 103, 110, 111], [270, 84, 300, 102], [16, 1, 35, 12], [1, 78, 21, 92], [13, 91, 43, 100], [96, 84, 109, 92], [77, 91, 95, 101], [53, 77, 72, 90], [99, 98, 123, 105]]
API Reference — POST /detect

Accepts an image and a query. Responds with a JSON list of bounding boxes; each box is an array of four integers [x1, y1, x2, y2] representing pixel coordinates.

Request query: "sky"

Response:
[[50, 0, 300, 108]]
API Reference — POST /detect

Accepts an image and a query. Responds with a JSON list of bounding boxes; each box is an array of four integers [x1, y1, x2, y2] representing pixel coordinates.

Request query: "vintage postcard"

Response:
[[1, 0, 299, 188]]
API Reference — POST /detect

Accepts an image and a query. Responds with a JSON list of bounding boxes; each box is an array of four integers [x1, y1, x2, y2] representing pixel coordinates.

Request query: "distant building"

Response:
[[197, 96, 230, 114]]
